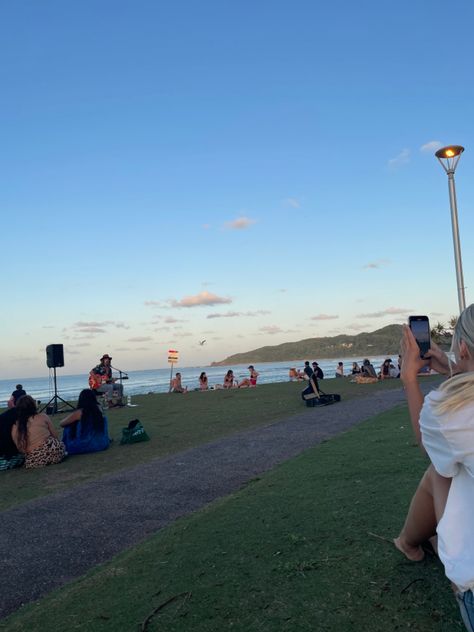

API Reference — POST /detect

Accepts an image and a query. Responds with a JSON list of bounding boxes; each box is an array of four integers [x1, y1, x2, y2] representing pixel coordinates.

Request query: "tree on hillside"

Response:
[[430, 316, 458, 347], [431, 322, 447, 343]]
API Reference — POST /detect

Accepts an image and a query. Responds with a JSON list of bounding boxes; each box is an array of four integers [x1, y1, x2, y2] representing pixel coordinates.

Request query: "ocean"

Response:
[[0, 355, 396, 407]]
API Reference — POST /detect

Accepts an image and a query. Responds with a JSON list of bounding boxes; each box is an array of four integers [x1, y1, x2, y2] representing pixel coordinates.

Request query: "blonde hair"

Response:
[[435, 304, 474, 415]]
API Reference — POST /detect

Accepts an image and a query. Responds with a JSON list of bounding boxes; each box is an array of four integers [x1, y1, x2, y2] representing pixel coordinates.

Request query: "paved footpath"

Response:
[[0, 386, 424, 619]]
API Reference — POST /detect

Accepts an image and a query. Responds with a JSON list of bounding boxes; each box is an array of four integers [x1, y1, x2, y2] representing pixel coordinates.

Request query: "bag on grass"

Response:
[[120, 419, 150, 445], [301, 377, 341, 407]]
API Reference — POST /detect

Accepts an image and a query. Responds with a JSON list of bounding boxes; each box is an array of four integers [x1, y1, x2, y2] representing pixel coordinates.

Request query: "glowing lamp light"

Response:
[[435, 145, 464, 172]]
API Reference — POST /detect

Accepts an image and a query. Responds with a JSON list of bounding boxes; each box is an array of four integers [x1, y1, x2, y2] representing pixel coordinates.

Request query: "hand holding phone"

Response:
[[408, 315, 431, 358]]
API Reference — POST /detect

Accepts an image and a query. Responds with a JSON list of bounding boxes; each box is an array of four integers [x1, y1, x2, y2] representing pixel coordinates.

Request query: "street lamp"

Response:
[[435, 145, 466, 313]]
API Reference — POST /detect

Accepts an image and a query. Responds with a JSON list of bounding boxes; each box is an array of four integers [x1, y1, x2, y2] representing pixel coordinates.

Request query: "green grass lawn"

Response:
[[2, 403, 461, 631], [0, 377, 428, 511]]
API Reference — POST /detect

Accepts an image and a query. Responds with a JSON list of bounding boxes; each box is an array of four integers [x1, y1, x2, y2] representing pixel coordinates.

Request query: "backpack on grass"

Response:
[[120, 419, 150, 445]]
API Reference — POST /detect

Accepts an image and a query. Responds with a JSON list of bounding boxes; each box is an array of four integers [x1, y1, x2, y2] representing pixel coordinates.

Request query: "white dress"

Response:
[[420, 390, 474, 592]]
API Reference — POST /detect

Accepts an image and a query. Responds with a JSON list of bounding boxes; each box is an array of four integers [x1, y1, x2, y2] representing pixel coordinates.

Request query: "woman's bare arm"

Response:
[[400, 326, 429, 449], [59, 409, 82, 427]]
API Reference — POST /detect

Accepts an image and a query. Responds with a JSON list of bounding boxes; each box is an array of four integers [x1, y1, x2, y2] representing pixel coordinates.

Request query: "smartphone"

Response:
[[408, 315, 431, 358]]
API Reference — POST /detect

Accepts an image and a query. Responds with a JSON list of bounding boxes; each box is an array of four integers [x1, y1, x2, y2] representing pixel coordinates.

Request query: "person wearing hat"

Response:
[[88, 354, 124, 404], [238, 365, 259, 388], [312, 361, 324, 380]]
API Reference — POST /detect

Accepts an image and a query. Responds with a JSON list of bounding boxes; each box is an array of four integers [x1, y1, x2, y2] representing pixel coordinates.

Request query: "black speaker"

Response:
[[46, 344, 64, 368]]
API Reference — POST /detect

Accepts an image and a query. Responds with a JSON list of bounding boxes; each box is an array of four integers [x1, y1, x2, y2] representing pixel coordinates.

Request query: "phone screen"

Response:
[[409, 316, 430, 357]]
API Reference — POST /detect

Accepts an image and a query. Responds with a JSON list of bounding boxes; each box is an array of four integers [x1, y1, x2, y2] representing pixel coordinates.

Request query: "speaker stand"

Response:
[[40, 367, 75, 415]]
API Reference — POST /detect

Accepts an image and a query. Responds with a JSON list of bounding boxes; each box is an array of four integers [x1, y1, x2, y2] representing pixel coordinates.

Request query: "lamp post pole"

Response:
[[447, 170, 466, 312], [435, 145, 466, 314]]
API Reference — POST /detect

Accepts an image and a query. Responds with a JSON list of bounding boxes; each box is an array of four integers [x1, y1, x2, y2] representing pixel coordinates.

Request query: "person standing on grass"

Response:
[[395, 304, 474, 631], [303, 361, 312, 379]]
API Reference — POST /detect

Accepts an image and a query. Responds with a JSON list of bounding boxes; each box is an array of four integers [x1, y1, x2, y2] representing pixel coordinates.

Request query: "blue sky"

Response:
[[1, 0, 473, 378]]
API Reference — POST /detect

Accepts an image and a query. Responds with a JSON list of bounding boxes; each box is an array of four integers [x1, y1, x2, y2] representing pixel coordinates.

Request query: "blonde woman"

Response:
[[395, 304, 474, 630]]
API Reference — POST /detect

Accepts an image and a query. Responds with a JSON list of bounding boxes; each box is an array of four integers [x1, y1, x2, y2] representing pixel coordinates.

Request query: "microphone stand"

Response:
[[111, 365, 128, 386]]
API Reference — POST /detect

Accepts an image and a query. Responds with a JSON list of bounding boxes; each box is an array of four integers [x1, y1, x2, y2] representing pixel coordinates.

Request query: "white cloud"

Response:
[[310, 314, 339, 321], [224, 216, 257, 230], [127, 336, 153, 342], [70, 320, 130, 330], [171, 291, 232, 308], [207, 310, 270, 319], [259, 325, 283, 335], [283, 197, 301, 208], [75, 326, 106, 334], [357, 306, 412, 318], [420, 140, 443, 153], [144, 300, 164, 308], [347, 323, 369, 331], [207, 311, 241, 319], [164, 317, 187, 324], [388, 148, 410, 169], [363, 259, 390, 269]]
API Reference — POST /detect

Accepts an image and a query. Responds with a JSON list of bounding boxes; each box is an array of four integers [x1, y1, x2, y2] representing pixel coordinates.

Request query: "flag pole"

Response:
[[168, 362, 174, 393]]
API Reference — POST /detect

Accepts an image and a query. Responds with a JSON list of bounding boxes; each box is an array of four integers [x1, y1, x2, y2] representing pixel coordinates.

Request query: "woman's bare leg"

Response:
[[394, 464, 451, 561]]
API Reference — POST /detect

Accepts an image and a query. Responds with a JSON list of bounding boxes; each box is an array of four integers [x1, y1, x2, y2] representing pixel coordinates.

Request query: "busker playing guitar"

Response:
[[89, 354, 124, 406]]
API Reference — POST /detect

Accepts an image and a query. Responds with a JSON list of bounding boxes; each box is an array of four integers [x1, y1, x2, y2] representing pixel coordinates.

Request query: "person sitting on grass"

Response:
[[199, 372, 209, 390], [238, 366, 259, 388], [288, 367, 299, 381], [8, 384, 27, 408], [361, 358, 377, 378], [0, 407, 25, 470], [60, 389, 110, 454], [335, 362, 344, 378], [394, 304, 474, 631], [223, 370, 236, 389], [379, 358, 392, 380], [351, 362, 361, 375], [11, 396, 66, 469], [170, 372, 187, 393]]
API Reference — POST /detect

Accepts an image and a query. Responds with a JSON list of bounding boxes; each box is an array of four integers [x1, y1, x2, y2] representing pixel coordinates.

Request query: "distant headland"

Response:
[[211, 324, 403, 366]]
